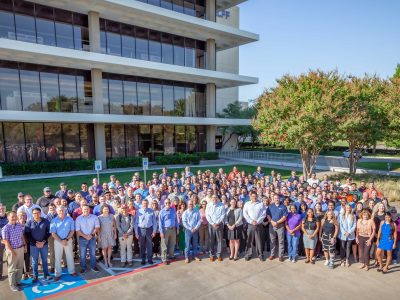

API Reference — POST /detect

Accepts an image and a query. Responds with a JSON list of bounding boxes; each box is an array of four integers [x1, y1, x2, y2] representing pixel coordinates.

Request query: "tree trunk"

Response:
[[300, 148, 320, 179], [372, 142, 377, 154], [348, 141, 356, 175]]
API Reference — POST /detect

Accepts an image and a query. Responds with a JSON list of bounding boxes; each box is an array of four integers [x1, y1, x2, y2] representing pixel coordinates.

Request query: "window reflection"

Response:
[[20, 69, 42, 111], [0, 63, 22, 111], [3, 122, 26, 163]]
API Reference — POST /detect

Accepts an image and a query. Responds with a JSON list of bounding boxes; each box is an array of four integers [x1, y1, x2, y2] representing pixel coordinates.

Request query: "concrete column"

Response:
[[88, 11, 101, 53], [206, 126, 216, 152], [206, 0, 216, 22], [94, 124, 107, 168], [206, 39, 216, 71], [91, 69, 103, 114]]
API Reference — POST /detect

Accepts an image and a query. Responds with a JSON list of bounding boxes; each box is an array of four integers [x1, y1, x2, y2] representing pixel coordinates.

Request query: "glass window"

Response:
[[76, 71, 92, 113], [106, 20, 121, 56], [137, 81, 150, 115], [185, 38, 196, 68], [149, 31, 161, 63], [195, 87, 206, 117], [0, 123, 4, 162], [55, 22, 74, 49], [123, 80, 137, 115], [0, 64, 22, 111], [24, 123, 45, 162], [105, 125, 112, 159], [102, 78, 109, 113], [62, 123, 80, 160], [164, 125, 174, 154], [40, 71, 60, 112], [126, 125, 139, 157], [3, 122, 26, 163], [161, 33, 173, 64], [172, 0, 184, 13], [161, 0, 172, 10], [59, 74, 78, 112], [44, 123, 63, 160], [185, 86, 196, 117], [15, 14, 36, 43], [121, 35, 135, 58], [80, 123, 95, 159], [0, 11, 15, 39], [153, 125, 164, 157], [20, 69, 42, 111], [148, 0, 161, 5], [139, 125, 151, 157], [173, 36, 185, 66], [197, 125, 206, 152], [162, 84, 174, 116], [36, 18, 56, 46], [175, 125, 186, 152], [108, 78, 124, 114], [187, 125, 196, 152], [100, 31, 107, 54], [196, 41, 206, 69], [150, 82, 162, 116], [173, 86, 185, 116], [136, 27, 149, 60], [184, 0, 195, 16], [196, 0, 206, 18], [111, 124, 126, 158], [73, 13, 89, 50]]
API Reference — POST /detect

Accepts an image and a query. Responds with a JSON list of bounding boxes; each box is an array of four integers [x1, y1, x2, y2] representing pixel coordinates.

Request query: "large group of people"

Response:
[[0, 166, 399, 292]]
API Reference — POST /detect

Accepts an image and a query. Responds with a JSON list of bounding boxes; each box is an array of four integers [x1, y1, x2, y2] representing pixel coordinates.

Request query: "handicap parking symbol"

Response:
[[22, 270, 87, 300]]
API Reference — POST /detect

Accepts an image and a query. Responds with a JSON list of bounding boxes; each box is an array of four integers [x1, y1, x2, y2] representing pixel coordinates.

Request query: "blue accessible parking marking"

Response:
[[22, 269, 87, 300]]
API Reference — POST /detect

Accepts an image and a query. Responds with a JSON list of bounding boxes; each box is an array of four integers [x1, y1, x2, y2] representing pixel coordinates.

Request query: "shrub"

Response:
[[155, 153, 200, 165], [107, 157, 142, 169], [196, 152, 219, 160], [0, 159, 94, 176]]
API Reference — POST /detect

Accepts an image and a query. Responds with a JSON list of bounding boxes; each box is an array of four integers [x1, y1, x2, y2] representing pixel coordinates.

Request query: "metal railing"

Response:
[[218, 150, 301, 166]]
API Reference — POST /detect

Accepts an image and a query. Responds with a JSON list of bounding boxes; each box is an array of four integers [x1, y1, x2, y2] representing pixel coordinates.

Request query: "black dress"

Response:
[[227, 209, 242, 240]]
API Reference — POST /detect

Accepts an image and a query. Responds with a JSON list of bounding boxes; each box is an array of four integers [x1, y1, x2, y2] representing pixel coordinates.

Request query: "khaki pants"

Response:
[[6, 247, 24, 287], [199, 223, 209, 252], [54, 239, 75, 277], [119, 235, 133, 263], [48, 236, 55, 269], [161, 228, 176, 262]]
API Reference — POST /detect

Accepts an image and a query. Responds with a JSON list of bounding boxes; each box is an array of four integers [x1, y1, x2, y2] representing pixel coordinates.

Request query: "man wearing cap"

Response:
[[65, 190, 75, 205], [12, 193, 25, 213], [37, 187, 56, 215], [50, 206, 77, 281], [75, 204, 100, 273], [135, 199, 157, 265], [1, 211, 26, 292], [117, 186, 126, 203], [0, 203, 8, 281], [159, 199, 179, 265], [116, 204, 134, 267], [18, 195, 46, 221], [55, 183, 68, 200]]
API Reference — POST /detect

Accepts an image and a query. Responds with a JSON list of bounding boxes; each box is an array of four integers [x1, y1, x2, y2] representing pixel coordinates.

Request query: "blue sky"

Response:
[[238, 0, 400, 102]]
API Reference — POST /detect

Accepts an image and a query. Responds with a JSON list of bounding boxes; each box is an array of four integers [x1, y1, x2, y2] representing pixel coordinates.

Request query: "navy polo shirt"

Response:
[[25, 218, 51, 246], [267, 203, 288, 222]]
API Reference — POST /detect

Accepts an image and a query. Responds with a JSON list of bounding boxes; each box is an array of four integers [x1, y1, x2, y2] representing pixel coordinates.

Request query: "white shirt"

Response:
[[307, 178, 320, 186], [17, 204, 46, 221], [243, 201, 266, 225]]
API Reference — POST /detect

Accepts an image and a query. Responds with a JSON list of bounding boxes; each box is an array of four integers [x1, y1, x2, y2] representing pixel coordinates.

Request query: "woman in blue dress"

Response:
[[376, 212, 397, 273]]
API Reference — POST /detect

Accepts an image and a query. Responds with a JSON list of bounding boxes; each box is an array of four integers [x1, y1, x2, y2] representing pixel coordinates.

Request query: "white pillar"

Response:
[[206, 0, 216, 22], [206, 83, 216, 152], [206, 39, 216, 71], [88, 11, 101, 53], [206, 126, 216, 152]]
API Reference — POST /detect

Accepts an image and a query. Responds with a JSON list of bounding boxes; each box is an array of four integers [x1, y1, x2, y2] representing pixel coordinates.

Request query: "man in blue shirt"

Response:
[[135, 199, 157, 265], [55, 182, 68, 200], [182, 200, 202, 263], [93, 196, 115, 216], [50, 206, 76, 281], [267, 194, 288, 261], [205, 195, 226, 261], [25, 207, 52, 282], [159, 199, 179, 265]]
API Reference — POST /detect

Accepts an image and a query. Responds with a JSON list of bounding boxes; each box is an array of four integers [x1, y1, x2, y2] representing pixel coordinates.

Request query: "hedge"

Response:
[[0, 159, 95, 176], [155, 153, 200, 165], [196, 152, 219, 160], [107, 157, 142, 169]]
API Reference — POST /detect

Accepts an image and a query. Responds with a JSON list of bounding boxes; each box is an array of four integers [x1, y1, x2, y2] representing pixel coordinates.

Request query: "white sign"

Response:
[[0, 166, 2, 178], [142, 157, 149, 170], [95, 160, 102, 171]]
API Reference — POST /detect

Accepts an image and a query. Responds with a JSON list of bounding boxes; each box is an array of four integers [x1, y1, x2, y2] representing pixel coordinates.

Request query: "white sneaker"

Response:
[[292, 259, 296, 263], [324, 260, 329, 266], [392, 260, 397, 265]]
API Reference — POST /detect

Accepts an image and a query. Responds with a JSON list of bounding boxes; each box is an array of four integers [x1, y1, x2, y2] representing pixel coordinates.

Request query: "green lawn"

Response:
[[357, 162, 400, 171], [0, 165, 291, 210]]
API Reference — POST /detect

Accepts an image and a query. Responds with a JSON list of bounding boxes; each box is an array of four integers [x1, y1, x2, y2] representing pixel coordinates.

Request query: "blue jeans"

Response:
[[286, 233, 300, 260], [30, 244, 49, 277], [184, 229, 199, 259], [79, 236, 97, 270], [393, 241, 400, 261]]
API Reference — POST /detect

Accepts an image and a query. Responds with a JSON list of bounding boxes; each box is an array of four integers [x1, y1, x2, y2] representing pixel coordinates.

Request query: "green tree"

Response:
[[254, 70, 346, 179], [384, 77, 400, 148], [218, 101, 258, 149], [394, 64, 400, 79], [338, 76, 388, 174]]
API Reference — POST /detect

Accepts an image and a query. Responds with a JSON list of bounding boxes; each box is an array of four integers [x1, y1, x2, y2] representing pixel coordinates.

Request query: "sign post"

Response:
[[142, 157, 148, 183], [94, 160, 102, 184], [0, 166, 2, 179]]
